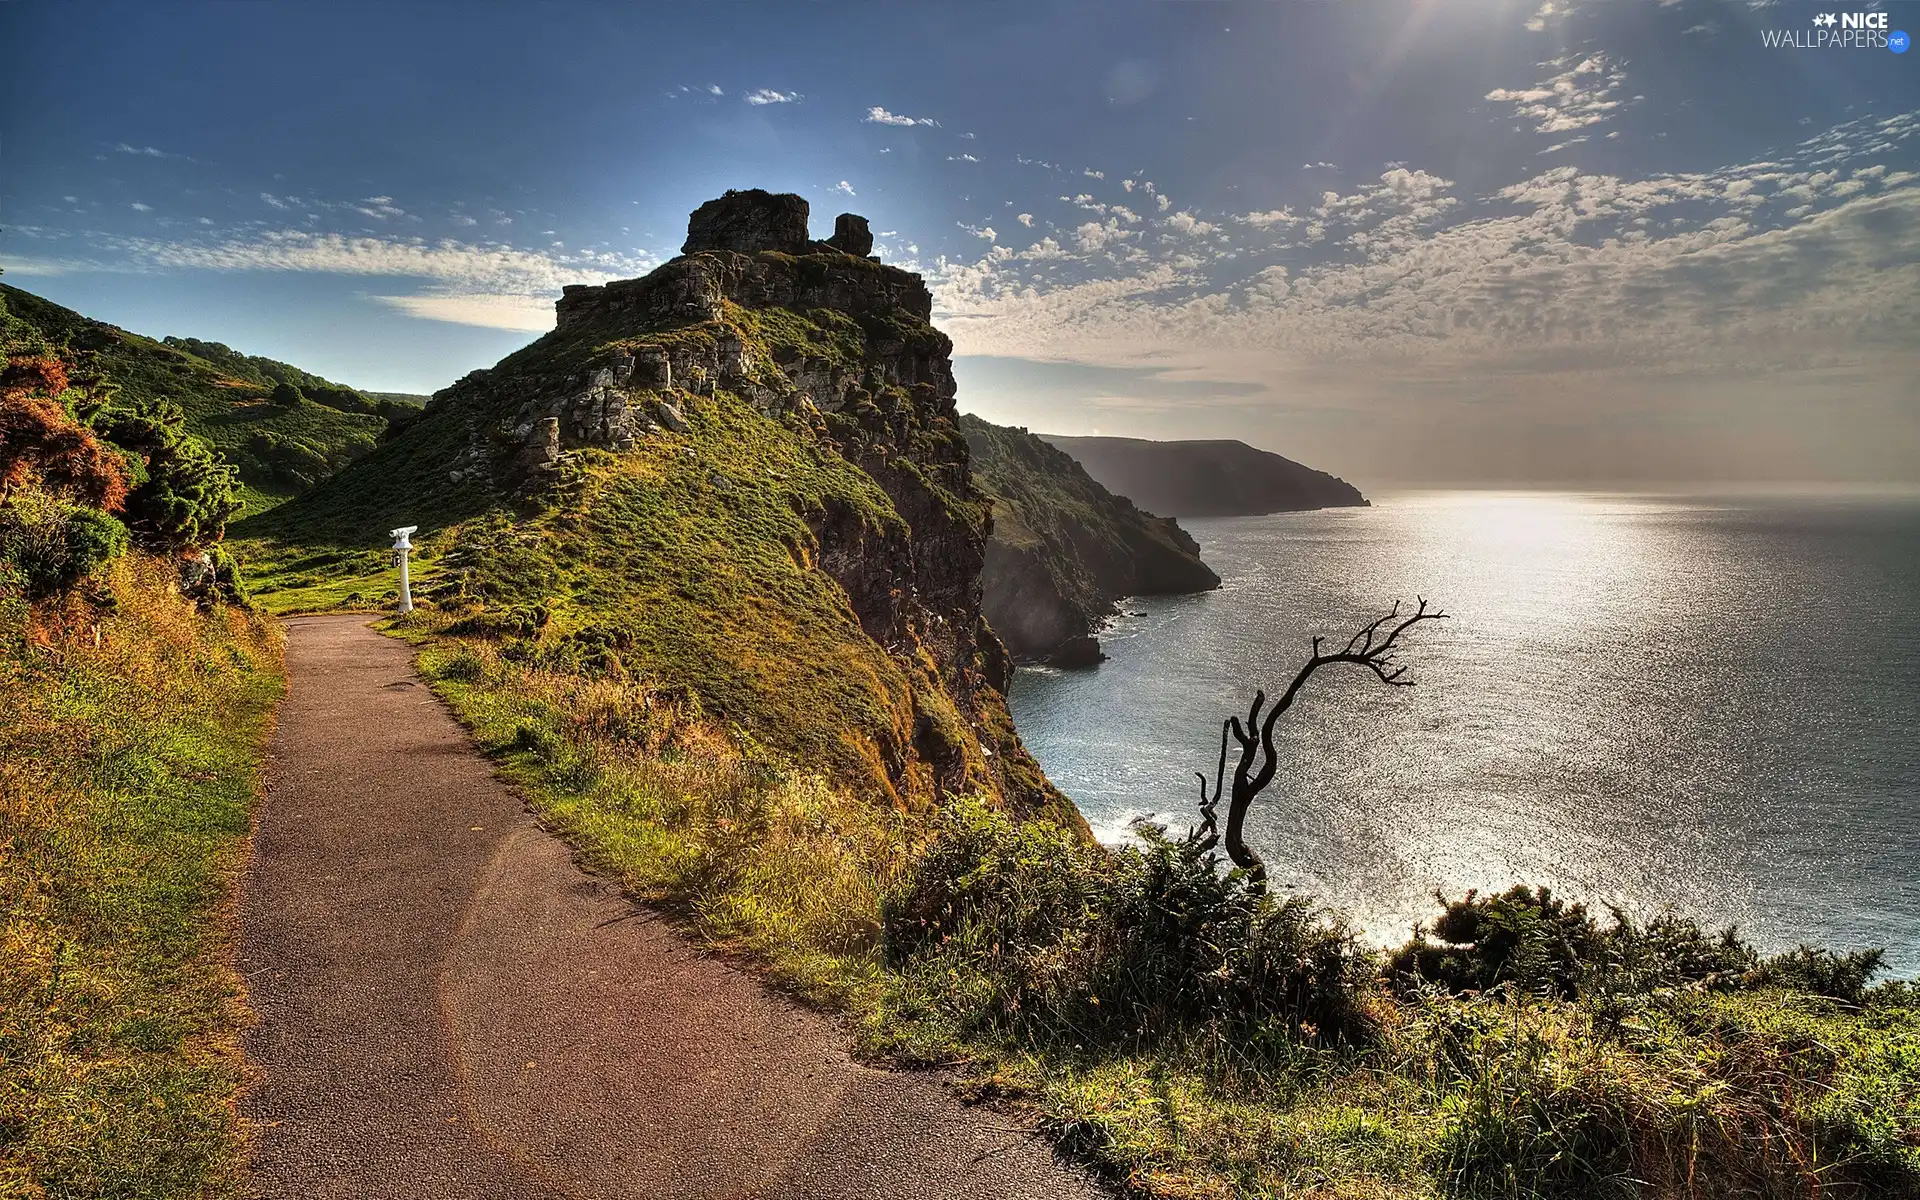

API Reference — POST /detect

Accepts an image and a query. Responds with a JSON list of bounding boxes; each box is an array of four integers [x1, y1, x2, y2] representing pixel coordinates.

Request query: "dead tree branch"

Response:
[[1194, 598, 1447, 891]]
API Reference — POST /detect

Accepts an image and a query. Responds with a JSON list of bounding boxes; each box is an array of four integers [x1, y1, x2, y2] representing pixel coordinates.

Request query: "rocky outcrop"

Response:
[[682, 188, 812, 255], [1041, 434, 1367, 517], [963, 415, 1219, 663], [301, 190, 1068, 822]]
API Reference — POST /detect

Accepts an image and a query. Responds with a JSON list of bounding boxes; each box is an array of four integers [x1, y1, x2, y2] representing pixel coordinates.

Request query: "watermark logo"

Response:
[[1762, 9, 1906, 51]]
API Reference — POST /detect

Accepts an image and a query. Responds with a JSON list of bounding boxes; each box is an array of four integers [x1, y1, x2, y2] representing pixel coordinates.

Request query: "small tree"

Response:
[[269, 380, 304, 407], [1195, 599, 1446, 891], [96, 400, 241, 550]]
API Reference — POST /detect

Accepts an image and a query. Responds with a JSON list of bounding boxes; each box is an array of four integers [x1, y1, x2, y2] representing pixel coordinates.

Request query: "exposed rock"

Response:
[[1048, 636, 1107, 669], [656, 401, 688, 433], [682, 188, 812, 255], [827, 213, 874, 257]]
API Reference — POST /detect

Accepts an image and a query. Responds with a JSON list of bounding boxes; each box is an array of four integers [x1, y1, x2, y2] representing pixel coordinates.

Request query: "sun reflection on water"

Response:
[[1011, 492, 1920, 973]]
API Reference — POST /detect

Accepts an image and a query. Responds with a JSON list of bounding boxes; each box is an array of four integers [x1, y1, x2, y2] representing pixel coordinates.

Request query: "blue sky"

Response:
[[3, 0, 1916, 485]]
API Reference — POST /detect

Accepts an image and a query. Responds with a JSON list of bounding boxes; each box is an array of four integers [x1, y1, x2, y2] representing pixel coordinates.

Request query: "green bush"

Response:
[[886, 804, 1379, 1051], [0, 490, 130, 598], [97, 400, 241, 550], [1389, 886, 1762, 1000]]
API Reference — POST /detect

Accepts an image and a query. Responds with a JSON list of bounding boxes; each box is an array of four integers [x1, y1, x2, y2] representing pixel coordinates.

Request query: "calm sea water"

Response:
[[1010, 492, 1920, 975]]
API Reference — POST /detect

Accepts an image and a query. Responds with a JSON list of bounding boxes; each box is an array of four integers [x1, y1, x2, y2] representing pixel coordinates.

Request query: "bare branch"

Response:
[[1194, 599, 1446, 893]]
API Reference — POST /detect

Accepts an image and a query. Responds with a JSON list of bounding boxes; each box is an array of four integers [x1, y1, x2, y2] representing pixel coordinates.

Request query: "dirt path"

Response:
[[240, 614, 1103, 1200]]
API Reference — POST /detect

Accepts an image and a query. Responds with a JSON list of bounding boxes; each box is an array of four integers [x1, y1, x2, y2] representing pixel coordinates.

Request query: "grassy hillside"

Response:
[[0, 283, 390, 513], [0, 556, 281, 1199], [964, 414, 1218, 660], [237, 196, 1063, 820]]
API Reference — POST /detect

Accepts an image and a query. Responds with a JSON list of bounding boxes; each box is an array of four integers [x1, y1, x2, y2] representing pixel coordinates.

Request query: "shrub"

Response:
[[1751, 944, 1887, 1004], [0, 354, 131, 511], [1390, 888, 1762, 1002], [97, 400, 241, 550], [0, 487, 130, 599], [886, 804, 1379, 1051]]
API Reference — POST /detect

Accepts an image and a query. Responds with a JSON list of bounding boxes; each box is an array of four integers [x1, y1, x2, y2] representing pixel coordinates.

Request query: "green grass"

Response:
[[0, 556, 283, 1199]]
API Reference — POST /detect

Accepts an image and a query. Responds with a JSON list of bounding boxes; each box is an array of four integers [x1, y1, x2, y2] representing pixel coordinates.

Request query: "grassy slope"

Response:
[[0, 557, 282, 1199], [0, 283, 388, 514]]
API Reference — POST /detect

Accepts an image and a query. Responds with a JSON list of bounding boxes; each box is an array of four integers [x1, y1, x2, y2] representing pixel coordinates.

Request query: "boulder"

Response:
[[827, 213, 874, 257]]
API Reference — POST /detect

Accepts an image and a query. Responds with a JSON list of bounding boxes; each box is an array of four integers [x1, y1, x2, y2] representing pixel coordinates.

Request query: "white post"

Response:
[[390, 525, 418, 614]]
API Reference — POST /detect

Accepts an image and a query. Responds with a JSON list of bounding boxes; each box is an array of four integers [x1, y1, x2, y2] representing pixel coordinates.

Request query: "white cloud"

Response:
[[1487, 54, 1630, 135], [1156, 194, 1172, 212], [129, 202, 152, 212], [1163, 211, 1217, 236], [1016, 213, 1034, 226], [372, 293, 556, 331], [1085, 169, 1105, 180], [1, 228, 658, 332], [114, 143, 168, 158], [353, 196, 407, 221], [745, 89, 800, 105], [708, 84, 724, 95], [865, 105, 939, 127], [830, 180, 856, 196], [948, 153, 979, 163], [1239, 208, 1299, 228], [1524, 1, 1557, 32]]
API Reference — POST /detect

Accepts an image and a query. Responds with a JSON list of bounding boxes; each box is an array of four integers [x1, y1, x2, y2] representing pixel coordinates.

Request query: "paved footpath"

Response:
[[240, 614, 1103, 1200]]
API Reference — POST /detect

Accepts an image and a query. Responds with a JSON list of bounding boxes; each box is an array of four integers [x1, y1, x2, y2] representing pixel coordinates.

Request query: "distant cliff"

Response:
[[964, 415, 1218, 664], [1040, 435, 1367, 517]]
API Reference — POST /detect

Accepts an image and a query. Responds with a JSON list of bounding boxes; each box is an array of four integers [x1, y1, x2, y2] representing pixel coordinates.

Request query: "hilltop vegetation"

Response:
[[0, 283, 393, 511], [964, 414, 1218, 661]]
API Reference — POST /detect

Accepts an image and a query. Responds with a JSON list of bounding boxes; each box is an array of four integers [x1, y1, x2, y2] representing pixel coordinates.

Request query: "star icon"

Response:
[[1813, 12, 1837, 27]]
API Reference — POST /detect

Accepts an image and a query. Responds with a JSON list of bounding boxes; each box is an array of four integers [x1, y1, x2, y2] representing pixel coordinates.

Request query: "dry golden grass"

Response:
[[0, 556, 281, 1199]]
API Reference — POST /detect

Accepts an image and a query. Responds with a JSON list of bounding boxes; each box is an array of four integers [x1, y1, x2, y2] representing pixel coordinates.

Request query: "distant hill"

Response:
[[0, 283, 399, 510], [1040, 434, 1367, 517], [963, 415, 1217, 662], [365, 391, 431, 408]]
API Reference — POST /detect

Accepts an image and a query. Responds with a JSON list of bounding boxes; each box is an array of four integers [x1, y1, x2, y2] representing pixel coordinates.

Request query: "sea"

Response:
[[1009, 491, 1920, 976]]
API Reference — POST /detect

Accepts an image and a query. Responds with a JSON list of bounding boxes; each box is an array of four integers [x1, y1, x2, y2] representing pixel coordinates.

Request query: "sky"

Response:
[[3, 0, 1917, 488]]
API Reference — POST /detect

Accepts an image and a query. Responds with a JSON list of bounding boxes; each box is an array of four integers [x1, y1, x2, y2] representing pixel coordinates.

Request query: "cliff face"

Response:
[[1041, 435, 1367, 518], [252, 190, 1069, 822], [964, 415, 1219, 663]]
